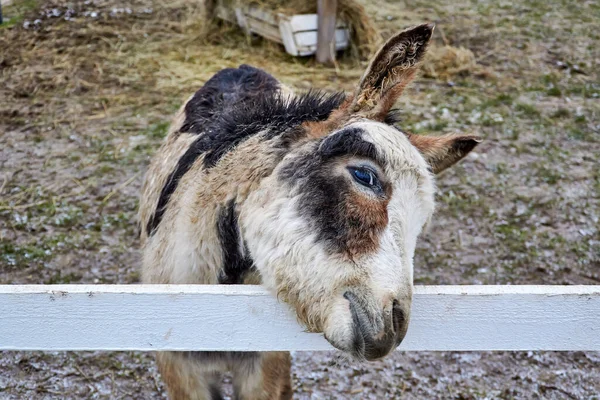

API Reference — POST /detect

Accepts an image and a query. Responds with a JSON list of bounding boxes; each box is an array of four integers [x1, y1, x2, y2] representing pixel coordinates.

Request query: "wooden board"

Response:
[[1, 285, 599, 352], [316, 0, 338, 64], [214, 4, 350, 57]]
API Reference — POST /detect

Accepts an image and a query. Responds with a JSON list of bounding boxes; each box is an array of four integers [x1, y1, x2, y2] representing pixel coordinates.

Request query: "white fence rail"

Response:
[[1, 285, 599, 352]]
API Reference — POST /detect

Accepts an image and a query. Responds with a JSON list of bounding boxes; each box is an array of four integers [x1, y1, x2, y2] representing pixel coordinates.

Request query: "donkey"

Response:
[[138, 23, 480, 400]]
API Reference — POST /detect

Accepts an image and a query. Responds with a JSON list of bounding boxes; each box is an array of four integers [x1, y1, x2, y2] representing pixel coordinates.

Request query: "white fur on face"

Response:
[[352, 119, 436, 298], [240, 179, 363, 327], [240, 121, 436, 356]]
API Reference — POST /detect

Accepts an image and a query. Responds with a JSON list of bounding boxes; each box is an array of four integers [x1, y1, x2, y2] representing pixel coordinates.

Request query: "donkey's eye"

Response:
[[348, 167, 382, 192]]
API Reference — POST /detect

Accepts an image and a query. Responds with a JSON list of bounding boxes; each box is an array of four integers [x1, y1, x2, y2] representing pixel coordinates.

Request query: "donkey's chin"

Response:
[[324, 326, 404, 362]]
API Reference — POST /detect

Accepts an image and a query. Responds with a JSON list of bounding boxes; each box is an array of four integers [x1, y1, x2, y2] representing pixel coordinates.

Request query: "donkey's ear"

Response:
[[351, 23, 434, 120], [407, 133, 482, 174]]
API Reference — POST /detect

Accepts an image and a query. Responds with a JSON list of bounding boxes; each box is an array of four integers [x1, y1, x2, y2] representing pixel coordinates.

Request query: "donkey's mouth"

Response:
[[343, 291, 408, 361]]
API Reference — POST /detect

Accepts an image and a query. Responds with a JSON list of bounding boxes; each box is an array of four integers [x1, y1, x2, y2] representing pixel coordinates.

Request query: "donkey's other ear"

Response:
[[407, 133, 482, 174], [351, 23, 434, 120]]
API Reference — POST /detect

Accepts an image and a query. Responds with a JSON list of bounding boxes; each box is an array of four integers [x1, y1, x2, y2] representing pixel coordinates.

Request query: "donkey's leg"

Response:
[[156, 352, 225, 400], [232, 351, 293, 400]]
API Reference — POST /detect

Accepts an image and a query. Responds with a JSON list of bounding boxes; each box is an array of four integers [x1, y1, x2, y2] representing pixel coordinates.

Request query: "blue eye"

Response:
[[348, 167, 382, 192]]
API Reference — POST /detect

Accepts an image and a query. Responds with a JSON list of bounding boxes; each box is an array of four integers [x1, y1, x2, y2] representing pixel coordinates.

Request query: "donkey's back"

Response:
[[178, 64, 282, 135], [138, 63, 344, 285], [138, 64, 283, 244]]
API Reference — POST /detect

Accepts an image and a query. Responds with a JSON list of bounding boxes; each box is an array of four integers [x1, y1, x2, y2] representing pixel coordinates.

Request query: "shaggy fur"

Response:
[[139, 23, 481, 399], [146, 86, 346, 236]]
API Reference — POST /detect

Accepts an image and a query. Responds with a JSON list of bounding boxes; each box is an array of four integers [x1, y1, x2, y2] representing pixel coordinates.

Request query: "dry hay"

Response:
[[210, 0, 382, 60], [0, 0, 215, 124], [0, 0, 364, 131], [0, 0, 485, 134], [421, 45, 478, 81]]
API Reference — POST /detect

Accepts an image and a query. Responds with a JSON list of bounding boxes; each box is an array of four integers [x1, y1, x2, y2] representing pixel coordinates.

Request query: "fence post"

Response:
[[316, 0, 337, 64]]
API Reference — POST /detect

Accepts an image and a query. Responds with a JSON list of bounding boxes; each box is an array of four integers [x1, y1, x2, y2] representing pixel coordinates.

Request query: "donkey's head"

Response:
[[241, 24, 480, 360]]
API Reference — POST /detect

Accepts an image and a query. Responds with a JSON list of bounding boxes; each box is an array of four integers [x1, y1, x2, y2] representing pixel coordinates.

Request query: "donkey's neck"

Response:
[[143, 132, 286, 285], [142, 89, 348, 285]]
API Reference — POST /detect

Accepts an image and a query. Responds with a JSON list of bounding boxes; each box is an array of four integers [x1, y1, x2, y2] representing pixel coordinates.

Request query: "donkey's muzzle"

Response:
[[344, 291, 409, 361]]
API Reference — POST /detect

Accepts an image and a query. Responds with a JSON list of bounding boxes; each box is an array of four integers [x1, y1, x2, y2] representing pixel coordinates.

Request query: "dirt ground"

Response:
[[1, 0, 599, 398]]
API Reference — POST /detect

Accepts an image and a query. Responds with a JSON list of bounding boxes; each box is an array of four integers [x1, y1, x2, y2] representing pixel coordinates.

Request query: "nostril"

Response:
[[392, 299, 405, 334], [342, 293, 409, 360]]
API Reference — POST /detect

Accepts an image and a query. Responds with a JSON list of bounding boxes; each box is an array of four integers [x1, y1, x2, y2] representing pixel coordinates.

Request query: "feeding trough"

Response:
[[215, 1, 350, 58]]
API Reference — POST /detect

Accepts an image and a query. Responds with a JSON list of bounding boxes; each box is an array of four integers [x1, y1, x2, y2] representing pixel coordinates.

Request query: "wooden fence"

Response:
[[1, 285, 599, 352]]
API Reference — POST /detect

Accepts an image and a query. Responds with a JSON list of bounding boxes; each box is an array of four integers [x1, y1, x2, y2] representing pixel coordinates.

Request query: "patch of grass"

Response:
[[568, 127, 594, 142], [535, 165, 562, 185], [566, 82, 600, 98], [98, 164, 115, 174], [541, 73, 559, 85], [52, 205, 84, 228], [480, 93, 514, 109], [0, 242, 50, 268], [0, 0, 38, 30], [45, 271, 83, 284], [102, 212, 134, 231], [494, 222, 539, 259], [7, 199, 87, 229], [429, 120, 449, 131], [481, 112, 505, 126], [438, 188, 489, 218], [551, 108, 570, 119], [89, 138, 118, 162], [121, 142, 159, 165], [145, 121, 170, 139], [514, 103, 540, 117], [546, 85, 562, 97]]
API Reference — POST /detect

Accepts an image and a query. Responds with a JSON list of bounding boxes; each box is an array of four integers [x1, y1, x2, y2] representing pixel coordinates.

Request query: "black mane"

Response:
[[195, 89, 347, 169]]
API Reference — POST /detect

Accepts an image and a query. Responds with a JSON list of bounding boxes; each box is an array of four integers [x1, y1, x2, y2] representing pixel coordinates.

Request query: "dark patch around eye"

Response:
[[293, 172, 389, 257], [278, 128, 390, 257]]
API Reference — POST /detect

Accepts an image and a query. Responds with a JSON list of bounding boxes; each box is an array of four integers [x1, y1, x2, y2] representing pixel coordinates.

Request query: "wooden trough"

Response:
[[215, 1, 349, 59]]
